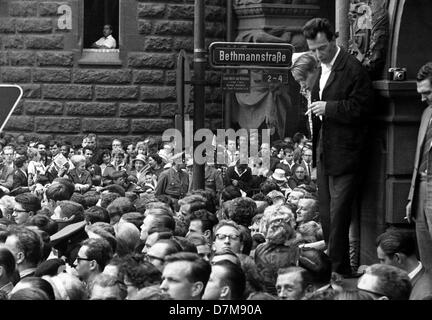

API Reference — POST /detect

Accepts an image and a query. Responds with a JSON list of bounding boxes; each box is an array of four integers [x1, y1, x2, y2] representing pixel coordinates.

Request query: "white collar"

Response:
[[234, 166, 246, 177], [321, 46, 340, 70], [408, 261, 423, 280], [20, 267, 36, 278]]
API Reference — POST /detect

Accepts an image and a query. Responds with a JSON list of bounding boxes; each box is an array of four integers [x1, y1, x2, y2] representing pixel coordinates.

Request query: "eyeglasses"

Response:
[[215, 234, 240, 241], [145, 254, 164, 263], [296, 171, 305, 174], [76, 257, 93, 263], [13, 208, 27, 213]]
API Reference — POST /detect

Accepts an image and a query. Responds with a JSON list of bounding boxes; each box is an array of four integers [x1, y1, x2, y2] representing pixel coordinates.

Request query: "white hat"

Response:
[[272, 168, 287, 182]]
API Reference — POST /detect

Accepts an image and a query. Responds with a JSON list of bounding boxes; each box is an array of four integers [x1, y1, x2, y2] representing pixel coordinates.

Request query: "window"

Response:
[[84, 0, 119, 49], [79, 0, 121, 65]]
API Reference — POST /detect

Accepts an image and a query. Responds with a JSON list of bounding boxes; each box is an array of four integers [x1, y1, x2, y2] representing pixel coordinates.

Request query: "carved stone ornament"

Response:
[[234, 0, 320, 18], [348, 0, 389, 79]]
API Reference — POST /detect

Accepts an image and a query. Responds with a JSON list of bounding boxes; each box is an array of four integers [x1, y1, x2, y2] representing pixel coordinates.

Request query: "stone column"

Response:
[[335, 0, 350, 49]]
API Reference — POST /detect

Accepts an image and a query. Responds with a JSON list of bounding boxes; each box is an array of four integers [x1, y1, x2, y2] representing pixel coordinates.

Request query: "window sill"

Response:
[[78, 49, 122, 66]]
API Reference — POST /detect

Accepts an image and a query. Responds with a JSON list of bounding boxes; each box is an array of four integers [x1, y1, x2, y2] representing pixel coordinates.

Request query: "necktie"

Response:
[[419, 117, 432, 173], [308, 164, 311, 177]]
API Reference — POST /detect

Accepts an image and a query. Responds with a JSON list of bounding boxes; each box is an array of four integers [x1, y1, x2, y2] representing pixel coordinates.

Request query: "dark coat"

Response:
[[410, 266, 432, 300], [311, 49, 374, 176], [224, 166, 253, 193], [68, 169, 92, 186], [12, 169, 28, 190]]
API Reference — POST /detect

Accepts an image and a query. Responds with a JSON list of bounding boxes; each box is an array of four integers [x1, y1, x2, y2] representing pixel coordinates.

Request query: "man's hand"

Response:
[[306, 101, 327, 117], [232, 180, 239, 187], [406, 201, 414, 223]]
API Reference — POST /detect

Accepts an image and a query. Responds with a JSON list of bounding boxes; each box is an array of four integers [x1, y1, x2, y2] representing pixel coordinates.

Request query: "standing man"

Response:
[[407, 62, 432, 271], [303, 18, 374, 277]]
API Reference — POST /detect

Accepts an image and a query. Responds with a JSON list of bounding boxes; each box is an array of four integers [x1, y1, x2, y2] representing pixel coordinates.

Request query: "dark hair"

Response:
[[84, 206, 110, 225], [121, 212, 144, 230], [303, 18, 335, 42], [148, 153, 163, 165], [69, 193, 86, 208], [101, 184, 126, 197], [14, 193, 41, 214], [173, 236, 197, 253], [121, 256, 162, 289], [7, 225, 42, 267], [189, 209, 218, 234], [83, 191, 100, 208], [213, 260, 246, 300], [376, 229, 416, 258], [0, 247, 16, 278], [220, 186, 242, 202], [260, 181, 281, 195], [46, 179, 75, 201], [90, 273, 127, 300], [365, 264, 412, 300], [417, 62, 432, 83], [107, 197, 135, 221], [154, 239, 183, 257], [14, 155, 28, 168], [9, 287, 49, 300], [111, 171, 128, 181], [147, 209, 176, 232], [134, 195, 158, 214], [15, 277, 56, 300], [81, 238, 113, 271], [26, 214, 58, 236], [101, 149, 111, 159], [278, 266, 314, 291], [189, 189, 217, 214], [100, 192, 121, 209], [178, 195, 207, 215], [164, 252, 211, 289], [251, 193, 273, 205], [82, 146, 94, 156], [223, 197, 257, 228], [293, 132, 306, 144]]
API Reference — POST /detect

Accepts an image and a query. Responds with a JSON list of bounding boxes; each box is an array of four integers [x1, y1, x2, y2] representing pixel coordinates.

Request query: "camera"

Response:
[[388, 67, 407, 81]]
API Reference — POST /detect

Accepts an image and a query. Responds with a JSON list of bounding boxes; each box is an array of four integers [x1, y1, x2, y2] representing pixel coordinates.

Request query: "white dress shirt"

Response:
[[95, 35, 116, 49], [319, 46, 341, 99]]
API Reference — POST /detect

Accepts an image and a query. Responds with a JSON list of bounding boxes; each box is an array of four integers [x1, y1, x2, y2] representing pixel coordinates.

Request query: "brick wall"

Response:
[[0, 0, 226, 147]]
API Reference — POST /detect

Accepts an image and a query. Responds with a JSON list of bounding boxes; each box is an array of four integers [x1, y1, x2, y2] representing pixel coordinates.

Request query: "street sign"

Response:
[[0, 85, 23, 132], [222, 73, 251, 92], [262, 71, 289, 84], [209, 42, 293, 70]]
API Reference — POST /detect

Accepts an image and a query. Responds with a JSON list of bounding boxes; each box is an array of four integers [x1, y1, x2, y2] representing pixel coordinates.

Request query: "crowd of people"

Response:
[[1, 17, 432, 301], [0, 129, 429, 301]]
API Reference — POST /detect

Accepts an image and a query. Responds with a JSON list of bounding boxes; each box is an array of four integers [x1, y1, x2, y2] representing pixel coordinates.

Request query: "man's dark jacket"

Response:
[[311, 48, 374, 176]]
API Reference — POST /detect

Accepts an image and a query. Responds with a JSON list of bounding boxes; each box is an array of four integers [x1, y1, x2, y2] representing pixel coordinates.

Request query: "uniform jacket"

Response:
[[311, 49, 374, 176], [205, 165, 223, 195], [155, 167, 189, 199]]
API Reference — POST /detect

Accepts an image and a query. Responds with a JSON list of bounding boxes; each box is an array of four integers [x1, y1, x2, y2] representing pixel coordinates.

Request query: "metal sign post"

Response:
[[175, 50, 191, 155], [0, 85, 23, 132]]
